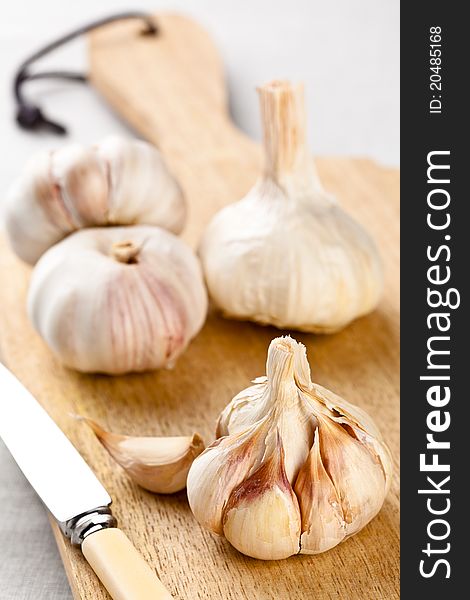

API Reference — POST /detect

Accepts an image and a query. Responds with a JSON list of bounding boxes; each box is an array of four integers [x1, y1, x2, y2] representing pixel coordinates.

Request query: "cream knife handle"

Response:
[[82, 528, 172, 600]]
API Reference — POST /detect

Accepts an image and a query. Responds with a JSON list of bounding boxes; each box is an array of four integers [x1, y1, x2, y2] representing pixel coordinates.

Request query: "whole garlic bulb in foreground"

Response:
[[5, 136, 186, 265], [187, 336, 392, 560], [28, 225, 207, 374], [199, 81, 383, 333]]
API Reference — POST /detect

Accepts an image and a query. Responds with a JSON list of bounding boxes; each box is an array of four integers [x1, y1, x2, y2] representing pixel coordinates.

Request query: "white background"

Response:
[[0, 1, 399, 598]]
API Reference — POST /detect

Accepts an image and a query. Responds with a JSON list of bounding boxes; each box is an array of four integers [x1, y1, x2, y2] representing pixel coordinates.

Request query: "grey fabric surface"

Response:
[[0, 440, 72, 599]]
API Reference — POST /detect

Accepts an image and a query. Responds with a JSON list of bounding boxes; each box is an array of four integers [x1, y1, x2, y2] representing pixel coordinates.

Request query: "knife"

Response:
[[0, 363, 172, 600]]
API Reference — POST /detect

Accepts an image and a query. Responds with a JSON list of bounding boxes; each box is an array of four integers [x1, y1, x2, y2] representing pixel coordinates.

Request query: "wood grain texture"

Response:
[[0, 13, 399, 600]]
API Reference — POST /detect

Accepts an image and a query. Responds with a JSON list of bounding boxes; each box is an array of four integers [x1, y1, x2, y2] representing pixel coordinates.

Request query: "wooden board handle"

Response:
[[81, 528, 172, 600]]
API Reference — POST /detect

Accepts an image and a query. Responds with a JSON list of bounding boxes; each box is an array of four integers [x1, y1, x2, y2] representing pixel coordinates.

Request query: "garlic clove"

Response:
[[216, 378, 270, 439], [187, 421, 269, 535], [222, 436, 301, 560], [317, 417, 387, 535], [83, 418, 205, 494], [310, 383, 393, 495], [51, 143, 109, 228], [4, 151, 73, 265], [97, 136, 186, 235], [294, 430, 345, 554]]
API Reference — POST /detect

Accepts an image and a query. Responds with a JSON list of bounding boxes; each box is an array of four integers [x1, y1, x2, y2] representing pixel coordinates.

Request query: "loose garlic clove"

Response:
[[5, 136, 186, 265], [83, 418, 205, 494], [27, 225, 207, 374], [199, 81, 383, 332], [223, 436, 301, 560], [187, 336, 392, 560]]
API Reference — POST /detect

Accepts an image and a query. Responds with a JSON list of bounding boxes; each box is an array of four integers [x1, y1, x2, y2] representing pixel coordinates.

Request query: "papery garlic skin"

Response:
[[83, 418, 205, 494], [188, 336, 392, 560], [27, 225, 207, 374], [5, 136, 186, 265], [199, 81, 383, 333]]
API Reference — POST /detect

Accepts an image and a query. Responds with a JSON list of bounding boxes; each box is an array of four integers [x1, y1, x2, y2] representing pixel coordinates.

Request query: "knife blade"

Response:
[[0, 363, 172, 600], [0, 363, 111, 522]]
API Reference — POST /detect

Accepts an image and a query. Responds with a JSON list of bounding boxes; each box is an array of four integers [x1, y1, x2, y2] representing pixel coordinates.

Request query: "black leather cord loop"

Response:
[[13, 12, 157, 135]]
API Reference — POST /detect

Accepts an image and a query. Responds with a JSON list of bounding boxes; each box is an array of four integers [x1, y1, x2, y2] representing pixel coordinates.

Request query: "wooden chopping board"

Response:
[[0, 13, 399, 600]]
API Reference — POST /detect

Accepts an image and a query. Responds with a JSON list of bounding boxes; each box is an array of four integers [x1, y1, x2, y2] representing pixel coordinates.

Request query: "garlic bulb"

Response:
[[27, 225, 207, 374], [187, 336, 392, 560], [5, 136, 186, 265], [82, 417, 205, 494], [199, 81, 383, 332]]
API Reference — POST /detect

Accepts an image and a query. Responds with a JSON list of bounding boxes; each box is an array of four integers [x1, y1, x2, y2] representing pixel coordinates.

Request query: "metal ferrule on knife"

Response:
[[61, 506, 117, 546]]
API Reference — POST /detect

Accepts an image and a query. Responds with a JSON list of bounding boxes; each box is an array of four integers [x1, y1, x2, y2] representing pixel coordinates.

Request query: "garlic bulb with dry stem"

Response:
[[5, 136, 186, 265], [82, 417, 205, 494], [187, 336, 392, 560], [199, 81, 383, 333], [28, 225, 207, 374]]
